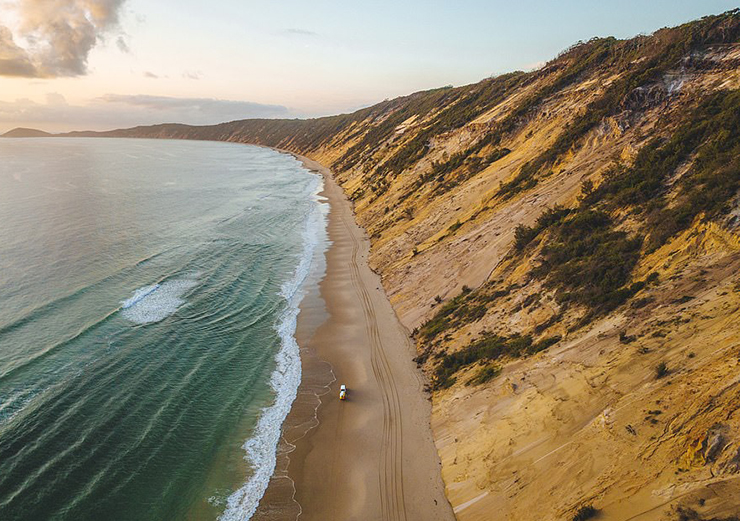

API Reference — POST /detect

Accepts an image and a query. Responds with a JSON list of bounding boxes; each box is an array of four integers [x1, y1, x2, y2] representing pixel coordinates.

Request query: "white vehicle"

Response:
[[339, 384, 347, 400]]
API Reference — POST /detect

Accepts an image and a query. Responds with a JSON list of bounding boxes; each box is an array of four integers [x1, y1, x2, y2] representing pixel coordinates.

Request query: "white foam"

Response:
[[121, 284, 160, 309], [0, 387, 43, 425], [121, 278, 197, 324], [219, 172, 327, 521]]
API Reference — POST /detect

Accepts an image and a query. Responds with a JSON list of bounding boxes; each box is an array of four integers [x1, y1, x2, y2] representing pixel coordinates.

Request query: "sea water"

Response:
[[0, 138, 327, 520]]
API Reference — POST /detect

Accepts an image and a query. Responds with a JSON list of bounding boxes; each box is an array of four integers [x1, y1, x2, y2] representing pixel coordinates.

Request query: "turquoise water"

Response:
[[0, 138, 326, 520]]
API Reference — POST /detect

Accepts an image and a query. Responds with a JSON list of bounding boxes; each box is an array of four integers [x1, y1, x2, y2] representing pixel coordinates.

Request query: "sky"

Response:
[[0, 0, 737, 132]]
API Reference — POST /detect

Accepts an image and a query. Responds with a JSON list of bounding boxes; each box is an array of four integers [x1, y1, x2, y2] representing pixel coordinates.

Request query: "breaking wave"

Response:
[[219, 171, 326, 521], [121, 278, 198, 324]]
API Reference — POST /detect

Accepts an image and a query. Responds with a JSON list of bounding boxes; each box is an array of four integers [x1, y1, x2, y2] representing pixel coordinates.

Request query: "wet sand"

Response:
[[254, 154, 454, 520]]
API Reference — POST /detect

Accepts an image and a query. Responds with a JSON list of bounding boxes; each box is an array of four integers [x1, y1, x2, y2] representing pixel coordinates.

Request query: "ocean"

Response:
[[0, 138, 327, 520]]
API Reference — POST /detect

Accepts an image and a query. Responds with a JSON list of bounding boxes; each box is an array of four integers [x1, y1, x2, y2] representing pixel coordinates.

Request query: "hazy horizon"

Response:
[[0, 0, 737, 133]]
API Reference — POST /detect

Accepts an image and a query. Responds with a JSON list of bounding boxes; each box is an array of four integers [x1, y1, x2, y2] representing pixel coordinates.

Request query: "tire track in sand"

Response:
[[341, 213, 408, 521]]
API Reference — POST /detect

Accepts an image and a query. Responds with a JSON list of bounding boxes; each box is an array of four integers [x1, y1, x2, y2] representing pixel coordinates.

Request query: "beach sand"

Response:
[[253, 154, 454, 520]]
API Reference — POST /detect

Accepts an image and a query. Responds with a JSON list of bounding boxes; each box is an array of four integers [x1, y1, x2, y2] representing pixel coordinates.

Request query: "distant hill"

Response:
[[2, 128, 53, 138]]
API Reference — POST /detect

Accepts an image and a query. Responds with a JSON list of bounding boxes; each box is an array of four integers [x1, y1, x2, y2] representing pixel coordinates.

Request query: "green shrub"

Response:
[[530, 335, 562, 353], [572, 505, 599, 521], [498, 161, 540, 197], [514, 205, 571, 250], [491, 13, 740, 202], [421, 316, 451, 339], [631, 297, 654, 309], [466, 365, 502, 386], [419, 293, 474, 340], [433, 333, 560, 388], [428, 147, 511, 196], [514, 224, 538, 250], [485, 147, 511, 164], [448, 220, 463, 233], [533, 210, 643, 313], [675, 505, 740, 521], [381, 72, 528, 178], [582, 89, 740, 251], [418, 283, 516, 341]]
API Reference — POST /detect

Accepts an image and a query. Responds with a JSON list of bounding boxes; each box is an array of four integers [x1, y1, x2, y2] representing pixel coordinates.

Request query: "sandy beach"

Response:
[[254, 154, 454, 520]]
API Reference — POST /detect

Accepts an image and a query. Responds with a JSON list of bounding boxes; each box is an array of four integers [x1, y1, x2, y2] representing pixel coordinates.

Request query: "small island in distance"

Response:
[[3, 127, 53, 138]]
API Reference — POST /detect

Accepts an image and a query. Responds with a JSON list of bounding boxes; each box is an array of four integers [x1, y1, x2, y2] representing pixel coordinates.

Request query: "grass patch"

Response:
[[418, 296, 480, 340], [429, 147, 512, 193], [381, 73, 528, 179]]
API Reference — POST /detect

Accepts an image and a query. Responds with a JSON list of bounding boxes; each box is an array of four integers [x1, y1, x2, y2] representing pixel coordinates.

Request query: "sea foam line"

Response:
[[220, 170, 326, 521], [121, 277, 198, 325]]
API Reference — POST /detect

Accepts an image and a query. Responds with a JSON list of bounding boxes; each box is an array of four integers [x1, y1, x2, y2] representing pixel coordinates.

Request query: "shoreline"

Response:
[[254, 152, 454, 520], [222, 159, 328, 521]]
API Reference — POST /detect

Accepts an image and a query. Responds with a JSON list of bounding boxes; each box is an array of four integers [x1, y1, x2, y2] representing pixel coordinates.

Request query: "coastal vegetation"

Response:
[[675, 507, 740, 521], [433, 332, 561, 389], [378, 72, 528, 178], [493, 13, 740, 199], [263, 12, 740, 520], [655, 362, 670, 379], [417, 283, 512, 341], [513, 205, 571, 250], [572, 505, 599, 521], [506, 88, 740, 317], [400, 12, 740, 402]]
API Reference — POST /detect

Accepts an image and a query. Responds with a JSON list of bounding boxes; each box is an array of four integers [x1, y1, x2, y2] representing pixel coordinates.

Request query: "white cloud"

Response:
[[97, 94, 290, 120], [283, 28, 318, 37], [0, 0, 128, 78], [116, 35, 130, 53], [0, 25, 36, 76], [182, 70, 203, 80], [45, 92, 68, 105]]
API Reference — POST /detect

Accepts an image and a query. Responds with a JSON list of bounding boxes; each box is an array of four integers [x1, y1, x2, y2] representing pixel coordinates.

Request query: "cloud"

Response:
[[0, 0, 127, 78], [98, 94, 291, 120], [283, 28, 318, 37], [143, 71, 158, 78], [45, 92, 68, 105], [182, 70, 202, 80], [0, 94, 294, 132], [116, 35, 129, 53], [0, 25, 36, 76]]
